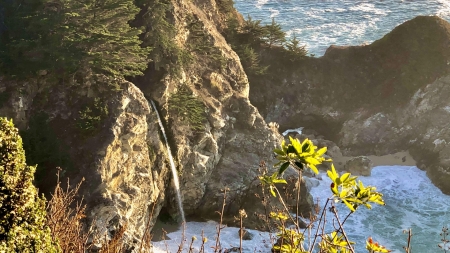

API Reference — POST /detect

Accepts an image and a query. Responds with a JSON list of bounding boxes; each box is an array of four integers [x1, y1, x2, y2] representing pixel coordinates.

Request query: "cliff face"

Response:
[[249, 16, 450, 194], [0, 0, 314, 248]]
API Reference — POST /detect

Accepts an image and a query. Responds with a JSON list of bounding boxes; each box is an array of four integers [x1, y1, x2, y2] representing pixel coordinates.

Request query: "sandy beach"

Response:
[[333, 150, 416, 171]]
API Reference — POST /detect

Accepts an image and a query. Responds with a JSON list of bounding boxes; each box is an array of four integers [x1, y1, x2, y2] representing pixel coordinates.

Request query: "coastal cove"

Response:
[[2, 0, 450, 251]]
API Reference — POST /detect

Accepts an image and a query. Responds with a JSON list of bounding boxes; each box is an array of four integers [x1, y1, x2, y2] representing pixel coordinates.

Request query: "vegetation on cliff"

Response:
[[0, 0, 150, 83], [0, 118, 58, 252]]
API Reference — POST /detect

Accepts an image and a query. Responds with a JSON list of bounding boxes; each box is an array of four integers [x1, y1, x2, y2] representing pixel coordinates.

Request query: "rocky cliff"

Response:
[[249, 16, 450, 194], [0, 0, 313, 249]]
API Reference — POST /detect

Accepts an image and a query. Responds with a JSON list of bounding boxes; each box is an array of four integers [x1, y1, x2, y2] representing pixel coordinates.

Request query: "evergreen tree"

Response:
[[0, 0, 151, 81], [285, 33, 307, 60], [238, 15, 268, 47], [0, 118, 59, 252], [63, 0, 151, 79], [238, 45, 267, 75], [138, 0, 179, 70], [264, 17, 286, 48]]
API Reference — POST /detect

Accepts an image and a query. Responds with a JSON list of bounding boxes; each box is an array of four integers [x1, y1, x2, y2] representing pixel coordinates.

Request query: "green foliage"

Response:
[[274, 137, 329, 176], [0, 0, 150, 81], [0, 118, 59, 252], [138, 0, 192, 74], [20, 113, 72, 188], [237, 45, 268, 75], [328, 164, 385, 212], [261, 137, 390, 253], [168, 86, 206, 132], [185, 15, 227, 71], [264, 18, 286, 48], [239, 15, 268, 47], [320, 232, 354, 253], [77, 97, 109, 136], [285, 34, 308, 61]]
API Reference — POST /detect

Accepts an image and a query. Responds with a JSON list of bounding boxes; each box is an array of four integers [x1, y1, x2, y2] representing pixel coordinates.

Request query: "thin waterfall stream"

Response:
[[150, 99, 186, 224]]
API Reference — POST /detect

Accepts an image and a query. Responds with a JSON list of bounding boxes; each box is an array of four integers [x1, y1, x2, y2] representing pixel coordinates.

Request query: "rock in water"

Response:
[[344, 156, 374, 176]]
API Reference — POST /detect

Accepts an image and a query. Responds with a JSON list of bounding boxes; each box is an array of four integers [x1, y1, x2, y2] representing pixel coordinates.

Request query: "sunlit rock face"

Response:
[[131, 0, 314, 232]]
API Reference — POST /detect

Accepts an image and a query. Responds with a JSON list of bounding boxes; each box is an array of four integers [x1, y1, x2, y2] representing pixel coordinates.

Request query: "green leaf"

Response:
[[270, 186, 276, 197], [316, 146, 327, 156], [308, 163, 319, 174], [294, 161, 304, 170], [273, 178, 287, 184], [290, 136, 302, 155], [343, 199, 355, 212], [278, 162, 290, 175], [274, 148, 285, 156]]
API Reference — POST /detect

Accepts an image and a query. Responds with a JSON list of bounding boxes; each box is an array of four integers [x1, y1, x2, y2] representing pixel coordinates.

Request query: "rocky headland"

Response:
[[249, 15, 450, 194]]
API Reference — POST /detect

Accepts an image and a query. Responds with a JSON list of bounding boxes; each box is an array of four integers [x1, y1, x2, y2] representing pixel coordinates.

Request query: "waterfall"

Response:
[[150, 99, 186, 224]]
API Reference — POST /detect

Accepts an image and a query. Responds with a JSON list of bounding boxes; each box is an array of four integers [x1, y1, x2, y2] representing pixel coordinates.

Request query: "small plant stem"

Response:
[[296, 169, 302, 230], [188, 236, 195, 253], [274, 187, 297, 225], [404, 228, 412, 253], [200, 230, 206, 253], [240, 216, 243, 253], [138, 202, 157, 252], [214, 188, 228, 252], [342, 211, 352, 226], [177, 222, 186, 253], [309, 198, 331, 252], [331, 205, 355, 253]]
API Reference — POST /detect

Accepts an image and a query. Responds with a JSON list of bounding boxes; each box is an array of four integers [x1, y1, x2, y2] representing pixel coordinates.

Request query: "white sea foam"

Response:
[[151, 221, 273, 253], [255, 0, 268, 9], [310, 166, 450, 253], [152, 166, 450, 252], [269, 8, 279, 18]]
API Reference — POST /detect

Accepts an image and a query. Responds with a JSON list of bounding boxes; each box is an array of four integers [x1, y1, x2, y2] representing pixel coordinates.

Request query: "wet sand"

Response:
[[332, 150, 416, 171]]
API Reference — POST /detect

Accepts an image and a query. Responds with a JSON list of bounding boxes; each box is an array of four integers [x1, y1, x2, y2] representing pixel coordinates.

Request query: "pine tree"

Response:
[[285, 33, 307, 60], [0, 0, 151, 81], [63, 0, 151, 79], [264, 18, 286, 48], [238, 15, 268, 47], [0, 118, 59, 252]]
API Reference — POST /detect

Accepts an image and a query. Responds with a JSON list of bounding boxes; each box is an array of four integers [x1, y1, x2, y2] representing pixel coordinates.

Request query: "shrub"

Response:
[[168, 86, 206, 132], [0, 117, 59, 252], [260, 137, 391, 253], [77, 97, 109, 136]]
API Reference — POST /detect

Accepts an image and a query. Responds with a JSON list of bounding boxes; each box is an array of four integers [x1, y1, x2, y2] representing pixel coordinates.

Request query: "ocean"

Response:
[[152, 166, 450, 252], [234, 0, 450, 56]]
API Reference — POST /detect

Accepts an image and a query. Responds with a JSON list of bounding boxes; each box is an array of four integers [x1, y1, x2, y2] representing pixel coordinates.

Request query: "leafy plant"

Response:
[[260, 137, 390, 253], [0, 0, 151, 82], [0, 117, 59, 252], [77, 97, 109, 136]]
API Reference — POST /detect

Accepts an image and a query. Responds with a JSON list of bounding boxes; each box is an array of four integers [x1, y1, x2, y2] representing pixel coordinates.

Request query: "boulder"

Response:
[[344, 156, 374, 176]]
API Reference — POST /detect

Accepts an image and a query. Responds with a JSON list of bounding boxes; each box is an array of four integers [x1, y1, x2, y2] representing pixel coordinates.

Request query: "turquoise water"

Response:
[[309, 166, 450, 253], [153, 166, 450, 252], [234, 0, 450, 56]]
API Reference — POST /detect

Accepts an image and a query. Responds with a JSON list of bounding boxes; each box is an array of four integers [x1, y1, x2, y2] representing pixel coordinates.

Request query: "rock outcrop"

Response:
[[249, 16, 450, 193], [344, 157, 373, 176], [0, 0, 315, 248]]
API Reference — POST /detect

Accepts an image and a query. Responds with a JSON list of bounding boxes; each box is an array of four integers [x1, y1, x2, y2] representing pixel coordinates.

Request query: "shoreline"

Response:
[[333, 150, 416, 171]]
